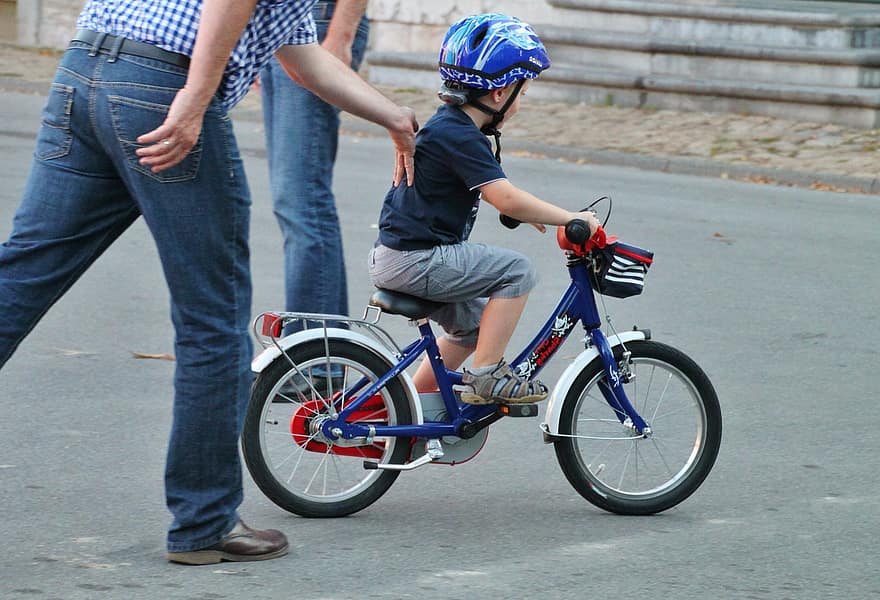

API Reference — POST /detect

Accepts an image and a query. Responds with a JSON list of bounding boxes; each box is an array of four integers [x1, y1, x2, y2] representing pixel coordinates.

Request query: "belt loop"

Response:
[[88, 32, 108, 57], [107, 35, 124, 63]]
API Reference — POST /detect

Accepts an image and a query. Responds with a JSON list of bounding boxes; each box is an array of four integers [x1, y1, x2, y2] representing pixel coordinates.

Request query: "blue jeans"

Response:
[[260, 1, 369, 330], [0, 44, 253, 552]]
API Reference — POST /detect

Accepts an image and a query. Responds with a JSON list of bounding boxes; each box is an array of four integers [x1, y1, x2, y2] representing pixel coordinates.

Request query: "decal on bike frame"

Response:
[[515, 312, 577, 379]]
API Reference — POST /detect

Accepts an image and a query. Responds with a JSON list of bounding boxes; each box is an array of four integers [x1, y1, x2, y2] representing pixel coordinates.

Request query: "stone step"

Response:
[[540, 25, 880, 88], [366, 1, 880, 55], [545, 0, 880, 49], [365, 0, 880, 127], [365, 51, 880, 128]]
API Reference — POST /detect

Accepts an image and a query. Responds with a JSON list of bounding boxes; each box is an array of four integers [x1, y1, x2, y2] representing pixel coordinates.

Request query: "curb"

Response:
[[332, 118, 880, 195], [3, 76, 878, 195], [513, 140, 880, 194]]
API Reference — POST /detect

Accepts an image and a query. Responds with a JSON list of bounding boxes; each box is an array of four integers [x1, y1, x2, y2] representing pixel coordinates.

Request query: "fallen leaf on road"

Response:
[[50, 348, 97, 357], [131, 351, 175, 361], [743, 175, 777, 185], [809, 181, 849, 193]]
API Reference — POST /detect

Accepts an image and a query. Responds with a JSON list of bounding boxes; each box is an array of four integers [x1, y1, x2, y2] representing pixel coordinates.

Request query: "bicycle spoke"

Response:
[[584, 389, 628, 421], [648, 436, 678, 479], [616, 441, 635, 489], [649, 372, 674, 422], [303, 449, 332, 493], [652, 401, 697, 422], [639, 363, 655, 418]]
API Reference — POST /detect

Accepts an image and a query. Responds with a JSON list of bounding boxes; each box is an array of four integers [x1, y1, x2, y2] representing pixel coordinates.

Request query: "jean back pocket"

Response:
[[109, 94, 203, 183], [35, 83, 74, 161]]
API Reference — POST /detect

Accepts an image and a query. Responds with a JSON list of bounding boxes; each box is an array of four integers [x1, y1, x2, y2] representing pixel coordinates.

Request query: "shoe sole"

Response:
[[459, 392, 548, 405], [167, 544, 289, 565]]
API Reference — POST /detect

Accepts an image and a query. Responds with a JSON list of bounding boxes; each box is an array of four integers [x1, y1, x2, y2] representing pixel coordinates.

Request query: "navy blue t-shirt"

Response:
[[377, 105, 507, 251]]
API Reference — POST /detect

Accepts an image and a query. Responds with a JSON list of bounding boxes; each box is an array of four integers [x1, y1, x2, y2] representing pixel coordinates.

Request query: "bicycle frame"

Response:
[[324, 255, 651, 445]]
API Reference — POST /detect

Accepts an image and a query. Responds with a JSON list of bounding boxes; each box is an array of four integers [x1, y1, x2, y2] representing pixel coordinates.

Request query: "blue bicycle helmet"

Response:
[[437, 14, 551, 165], [438, 14, 550, 90]]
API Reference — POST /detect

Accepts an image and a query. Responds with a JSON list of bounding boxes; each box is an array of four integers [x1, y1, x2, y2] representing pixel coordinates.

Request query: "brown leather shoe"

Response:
[[166, 520, 289, 565]]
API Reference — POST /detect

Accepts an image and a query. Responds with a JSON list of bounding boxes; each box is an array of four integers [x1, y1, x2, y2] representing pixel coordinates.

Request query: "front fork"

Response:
[[590, 329, 652, 437]]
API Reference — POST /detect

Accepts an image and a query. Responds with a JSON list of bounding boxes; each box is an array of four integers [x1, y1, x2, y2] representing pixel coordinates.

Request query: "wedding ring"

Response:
[[162, 139, 172, 146]]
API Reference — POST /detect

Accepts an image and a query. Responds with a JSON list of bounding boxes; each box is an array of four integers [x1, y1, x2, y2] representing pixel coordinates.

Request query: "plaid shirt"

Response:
[[77, 0, 317, 109]]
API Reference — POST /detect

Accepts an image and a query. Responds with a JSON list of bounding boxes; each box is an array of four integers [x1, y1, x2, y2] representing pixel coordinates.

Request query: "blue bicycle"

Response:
[[242, 210, 722, 518]]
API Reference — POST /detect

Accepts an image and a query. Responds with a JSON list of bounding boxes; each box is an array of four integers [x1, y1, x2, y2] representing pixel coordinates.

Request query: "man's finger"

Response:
[[404, 155, 414, 186]]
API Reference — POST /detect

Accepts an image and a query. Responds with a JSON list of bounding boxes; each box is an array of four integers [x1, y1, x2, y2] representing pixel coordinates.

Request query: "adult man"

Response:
[[0, 0, 416, 565], [260, 0, 369, 330]]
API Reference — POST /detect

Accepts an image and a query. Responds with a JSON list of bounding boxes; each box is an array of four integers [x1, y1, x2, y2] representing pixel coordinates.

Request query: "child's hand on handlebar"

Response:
[[572, 211, 602, 237]]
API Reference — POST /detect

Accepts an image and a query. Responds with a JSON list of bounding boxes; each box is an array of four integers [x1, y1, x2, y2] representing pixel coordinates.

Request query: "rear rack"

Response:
[[251, 309, 403, 358]]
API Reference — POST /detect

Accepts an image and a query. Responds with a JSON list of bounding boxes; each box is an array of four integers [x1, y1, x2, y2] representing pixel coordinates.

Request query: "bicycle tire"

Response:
[[242, 339, 413, 518], [554, 340, 721, 515]]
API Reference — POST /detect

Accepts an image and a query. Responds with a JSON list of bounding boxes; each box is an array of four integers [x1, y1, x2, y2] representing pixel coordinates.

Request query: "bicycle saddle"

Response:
[[369, 289, 446, 319]]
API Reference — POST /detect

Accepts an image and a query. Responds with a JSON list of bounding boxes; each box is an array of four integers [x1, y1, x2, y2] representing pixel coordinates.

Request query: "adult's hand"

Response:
[[390, 106, 418, 187], [135, 87, 208, 173]]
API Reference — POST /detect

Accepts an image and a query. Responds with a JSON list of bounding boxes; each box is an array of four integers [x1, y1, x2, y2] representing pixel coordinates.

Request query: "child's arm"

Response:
[[480, 180, 600, 233]]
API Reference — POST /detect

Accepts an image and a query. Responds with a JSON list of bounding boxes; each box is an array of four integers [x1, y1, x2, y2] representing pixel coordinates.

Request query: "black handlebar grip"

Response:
[[565, 219, 590, 245], [499, 214, 521, 229]]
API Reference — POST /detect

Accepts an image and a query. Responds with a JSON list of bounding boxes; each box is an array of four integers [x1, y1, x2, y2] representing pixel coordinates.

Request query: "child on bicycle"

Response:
[[368, 13, 599, 405]]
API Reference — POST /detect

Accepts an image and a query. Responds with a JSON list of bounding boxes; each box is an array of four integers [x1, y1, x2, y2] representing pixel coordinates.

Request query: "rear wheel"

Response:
[[554, 340, 721, 515], [242, 339, 413, 517]]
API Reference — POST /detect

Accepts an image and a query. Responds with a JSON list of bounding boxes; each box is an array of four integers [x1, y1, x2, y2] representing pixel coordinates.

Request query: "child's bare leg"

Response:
[[472, 295, 528, 367], [412, 337, 474, 392], [459, 294, 547, 405]]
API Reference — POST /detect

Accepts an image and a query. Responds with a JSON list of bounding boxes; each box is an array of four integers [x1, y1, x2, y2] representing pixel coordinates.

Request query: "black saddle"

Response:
[[369, 289, 446, 320]]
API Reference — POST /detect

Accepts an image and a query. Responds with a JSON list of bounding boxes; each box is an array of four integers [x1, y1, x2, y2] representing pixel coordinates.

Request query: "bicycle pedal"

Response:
[[496, 404, 539, 418]]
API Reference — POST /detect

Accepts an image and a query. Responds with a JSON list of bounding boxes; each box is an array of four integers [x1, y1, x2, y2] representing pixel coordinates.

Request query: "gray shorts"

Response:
[[367, 242, 537, 347]]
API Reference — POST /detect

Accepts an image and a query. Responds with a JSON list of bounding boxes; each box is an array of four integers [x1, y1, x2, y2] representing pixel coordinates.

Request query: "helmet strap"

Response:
[[470, 79, 525, 164]]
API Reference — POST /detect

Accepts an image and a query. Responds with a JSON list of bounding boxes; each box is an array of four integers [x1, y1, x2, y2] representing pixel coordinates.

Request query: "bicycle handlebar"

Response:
[[557, 219, 607, 255], [564, 219, 591, 245], [499, 214, 521, 229]]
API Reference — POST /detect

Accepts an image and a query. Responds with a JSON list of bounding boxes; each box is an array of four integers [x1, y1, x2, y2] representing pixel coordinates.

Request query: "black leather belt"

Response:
[[71, 29, 190, 68]]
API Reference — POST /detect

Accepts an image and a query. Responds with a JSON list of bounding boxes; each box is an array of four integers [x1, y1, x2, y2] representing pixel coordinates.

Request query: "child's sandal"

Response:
[[457, 360, 548, 405]]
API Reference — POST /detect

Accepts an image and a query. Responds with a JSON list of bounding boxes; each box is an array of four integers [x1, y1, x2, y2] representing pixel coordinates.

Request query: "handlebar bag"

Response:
[[589, 241, 654, 298]]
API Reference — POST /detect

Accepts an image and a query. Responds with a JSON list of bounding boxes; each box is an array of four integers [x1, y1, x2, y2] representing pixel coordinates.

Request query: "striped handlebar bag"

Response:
[[589, 241, 654, 298]]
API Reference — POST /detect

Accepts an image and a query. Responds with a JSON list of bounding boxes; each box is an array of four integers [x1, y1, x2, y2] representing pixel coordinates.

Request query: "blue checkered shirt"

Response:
[[77, 0, 317, 109]]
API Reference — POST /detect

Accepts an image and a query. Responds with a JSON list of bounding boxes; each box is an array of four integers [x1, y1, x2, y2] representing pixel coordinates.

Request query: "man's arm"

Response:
[[276, 43, 418, 186], [323, 0, 368, 66], [136, 0, 259, 172]]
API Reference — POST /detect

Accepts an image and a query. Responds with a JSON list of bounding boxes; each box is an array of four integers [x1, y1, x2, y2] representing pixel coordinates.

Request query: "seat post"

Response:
[[416, 319, 435, 339]]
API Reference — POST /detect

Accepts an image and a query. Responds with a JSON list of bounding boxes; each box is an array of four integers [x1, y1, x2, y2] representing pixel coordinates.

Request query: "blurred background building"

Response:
[[4, 0, 880, 127]]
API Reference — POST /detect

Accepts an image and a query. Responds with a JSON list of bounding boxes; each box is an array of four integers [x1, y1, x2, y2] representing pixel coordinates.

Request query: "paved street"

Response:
[[0, 91, 878, 599]]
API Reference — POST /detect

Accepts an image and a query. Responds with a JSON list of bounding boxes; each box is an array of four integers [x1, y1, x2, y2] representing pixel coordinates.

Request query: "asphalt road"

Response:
[[0, 91, 878, 599]]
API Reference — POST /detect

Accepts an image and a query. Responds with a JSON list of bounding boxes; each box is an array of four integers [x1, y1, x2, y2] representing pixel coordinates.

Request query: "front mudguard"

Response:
[[540, 330, 648, 441], [251, 327, 424, 426]]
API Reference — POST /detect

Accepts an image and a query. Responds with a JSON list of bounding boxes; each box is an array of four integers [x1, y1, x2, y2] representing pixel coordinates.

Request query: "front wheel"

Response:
[[554, 340, 721, 515], [242, 339, 413, 517]]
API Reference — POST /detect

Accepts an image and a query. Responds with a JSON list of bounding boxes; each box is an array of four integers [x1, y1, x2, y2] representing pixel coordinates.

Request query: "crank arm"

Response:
[[363, 439, 443, 471]]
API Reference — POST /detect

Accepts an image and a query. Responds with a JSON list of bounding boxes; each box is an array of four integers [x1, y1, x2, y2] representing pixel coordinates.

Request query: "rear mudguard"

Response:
[[251, 328, 424, 426], [541, 330, 648, 439]]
